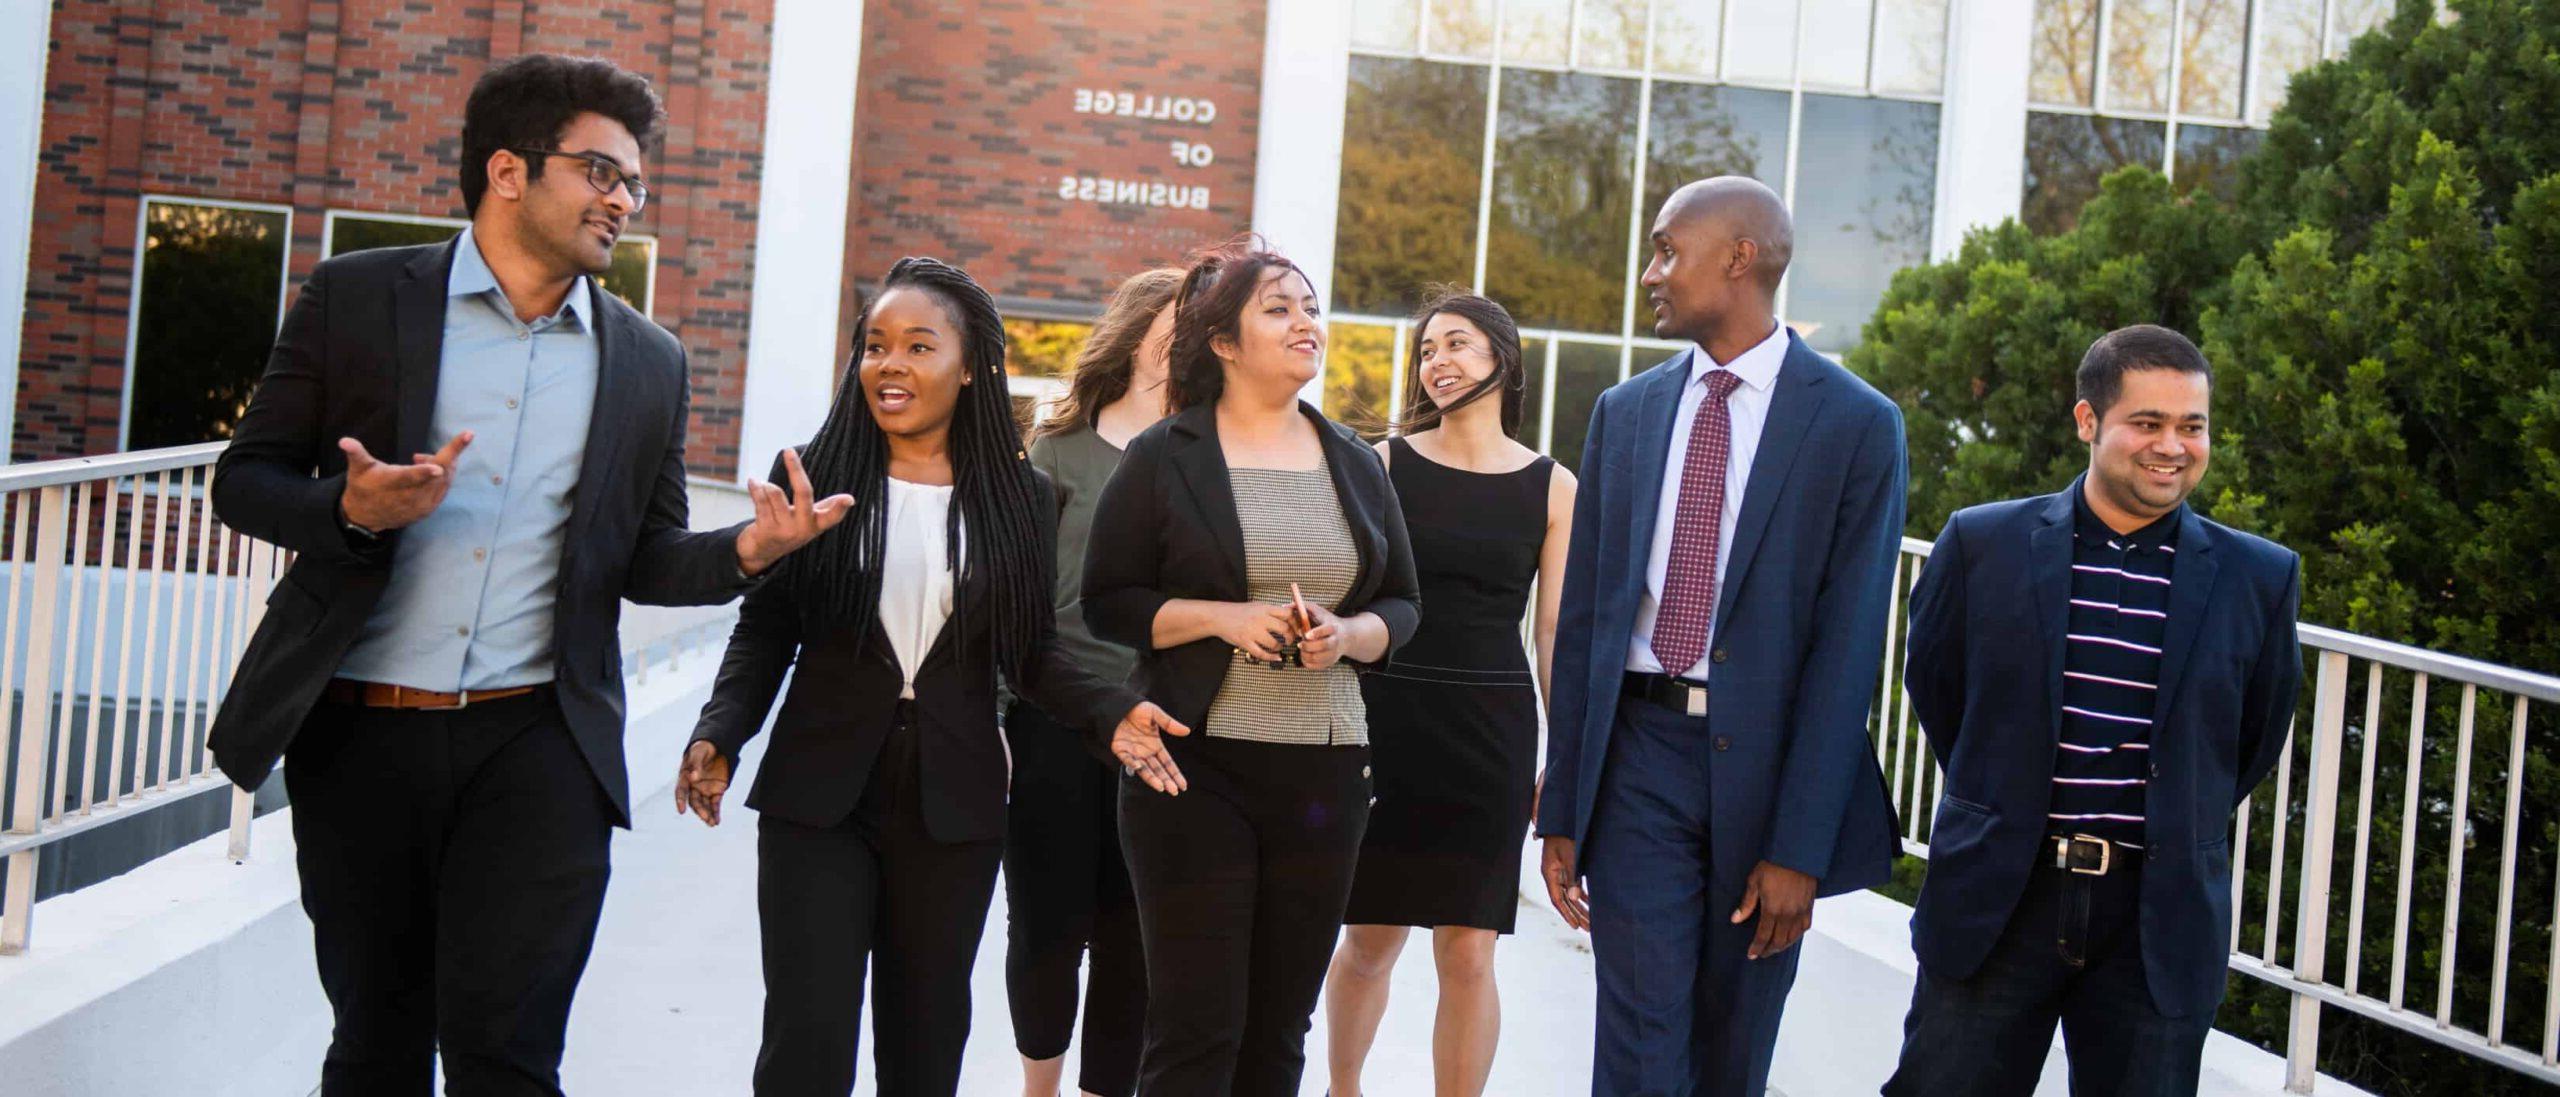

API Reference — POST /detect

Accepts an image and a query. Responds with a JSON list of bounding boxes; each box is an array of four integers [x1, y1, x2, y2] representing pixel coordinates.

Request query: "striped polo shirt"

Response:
[[2050, 492, 2180, 847]]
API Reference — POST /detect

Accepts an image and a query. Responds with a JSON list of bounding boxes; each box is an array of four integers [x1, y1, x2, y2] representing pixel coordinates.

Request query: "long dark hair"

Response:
[[1167, 235, 1314, 411], [1035, 268, 1183, 438], [1388, 287, 1525, 438], [786, 256, 1051, 683]]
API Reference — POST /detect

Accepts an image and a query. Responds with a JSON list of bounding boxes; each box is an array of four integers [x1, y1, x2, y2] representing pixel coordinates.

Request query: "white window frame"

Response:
[[119, 194, 295, 452]]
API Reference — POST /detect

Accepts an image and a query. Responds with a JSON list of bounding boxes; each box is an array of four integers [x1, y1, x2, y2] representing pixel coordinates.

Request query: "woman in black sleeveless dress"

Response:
[[1324, 291, 1576, 1097]]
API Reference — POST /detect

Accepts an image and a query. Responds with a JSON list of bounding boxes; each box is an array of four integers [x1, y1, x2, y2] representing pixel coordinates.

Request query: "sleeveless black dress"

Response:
[[1342, 437, 1550, 932]]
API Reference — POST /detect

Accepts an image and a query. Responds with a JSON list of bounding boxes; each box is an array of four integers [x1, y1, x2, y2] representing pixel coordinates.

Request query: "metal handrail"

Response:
[[1875, 540, 2560, 1092]]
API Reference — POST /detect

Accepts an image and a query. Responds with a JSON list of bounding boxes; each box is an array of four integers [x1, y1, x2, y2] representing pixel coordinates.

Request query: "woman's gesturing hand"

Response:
[[1218, 601, 1303, 663], [675, 740, 732, 826], [1112, 701, 1193, 795]]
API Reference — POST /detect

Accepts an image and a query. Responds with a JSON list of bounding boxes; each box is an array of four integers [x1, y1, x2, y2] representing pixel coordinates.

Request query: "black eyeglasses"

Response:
[[506, 148, 650, 212]]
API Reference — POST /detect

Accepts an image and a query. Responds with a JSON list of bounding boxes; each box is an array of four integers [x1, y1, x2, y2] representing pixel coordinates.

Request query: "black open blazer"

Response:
[[1081, 401, 1422, 734], [690, 455, 1143, 842]]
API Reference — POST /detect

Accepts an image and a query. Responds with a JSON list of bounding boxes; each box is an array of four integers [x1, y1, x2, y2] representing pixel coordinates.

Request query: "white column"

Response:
[[1250, 0, 1353, 405], [0, 2, 55, 461], [736, 0, 865, 482], [1930, 0, 2034, 259]]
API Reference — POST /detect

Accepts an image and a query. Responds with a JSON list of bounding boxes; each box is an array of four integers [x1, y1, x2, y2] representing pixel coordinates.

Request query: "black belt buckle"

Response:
[[2053, 833, 2113, 876]]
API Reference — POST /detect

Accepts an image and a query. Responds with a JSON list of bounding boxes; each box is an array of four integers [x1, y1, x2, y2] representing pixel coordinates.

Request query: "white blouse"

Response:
[[879, 478, 958, 699]]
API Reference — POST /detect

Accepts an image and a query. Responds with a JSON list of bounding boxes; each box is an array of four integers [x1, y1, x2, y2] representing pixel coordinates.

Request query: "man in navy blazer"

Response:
[[1885, 325, 2303, 1095], [1536, 177, 1906, 1096]]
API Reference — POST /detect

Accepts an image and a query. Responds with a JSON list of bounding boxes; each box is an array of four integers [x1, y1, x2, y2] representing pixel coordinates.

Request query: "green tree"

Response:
[[1851, 2, 2560, 1091]]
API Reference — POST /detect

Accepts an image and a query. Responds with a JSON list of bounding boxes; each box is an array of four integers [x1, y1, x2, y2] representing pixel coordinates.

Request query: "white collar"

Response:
[[1687, 321, 1789, 393]]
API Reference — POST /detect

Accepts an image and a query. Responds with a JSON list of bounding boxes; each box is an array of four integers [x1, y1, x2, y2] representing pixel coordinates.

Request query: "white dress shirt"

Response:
[[1626, 321, 1789, 680], [880, 478, 959, 700]]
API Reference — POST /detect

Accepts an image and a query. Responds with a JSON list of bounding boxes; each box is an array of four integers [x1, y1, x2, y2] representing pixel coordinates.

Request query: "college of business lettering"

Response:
[[1055, 89, 1218, 211]]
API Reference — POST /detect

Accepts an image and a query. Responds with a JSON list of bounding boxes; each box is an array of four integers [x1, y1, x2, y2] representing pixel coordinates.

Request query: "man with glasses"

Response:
[[210, 53, 846, 1095]]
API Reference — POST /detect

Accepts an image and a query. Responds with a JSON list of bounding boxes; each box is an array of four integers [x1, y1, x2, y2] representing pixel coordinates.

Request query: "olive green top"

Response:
[[1030, 422, 1140, 689]]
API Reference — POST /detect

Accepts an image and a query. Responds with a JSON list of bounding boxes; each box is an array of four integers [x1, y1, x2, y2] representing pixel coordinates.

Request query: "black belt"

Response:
[[2046, 833, 2141, 876], [1623, 672, 1709, 717]]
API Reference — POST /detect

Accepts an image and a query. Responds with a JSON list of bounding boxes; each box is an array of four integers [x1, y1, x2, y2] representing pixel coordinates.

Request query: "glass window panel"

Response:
[[1725, 0, 1801, 84], [2250, 0, 2326, 123], [1333, 57, 1490, 318], [1485, 70, 1640, 336], [600, 236, 655, 316], [2174, 0, 2246, 119], [1799, 0, 1875, 90], [1516, 336, 1550, 445], [1788, 95, 1939, 354], [2172, 122, 2262, 202], [1653, 0, 1726, 77], [2329, 0, 2393, 56], [1576, 0, 1650, 71], [1501, 0, 1574, 64], [1002, 319, 1092, 381], [2104, 0, 2175, 112], [1548, 340, 1621, 471], [1428, 0, 1499, 58], [2029, 0, 2099, 106], [1871, 0, 1950, 95], [1326, 321, 1400, 434], [2020, 110, 2165, 234], [1355, 0, 1423, 51], [1644, 82, 1792, 224], [129, 200, 289, 449]]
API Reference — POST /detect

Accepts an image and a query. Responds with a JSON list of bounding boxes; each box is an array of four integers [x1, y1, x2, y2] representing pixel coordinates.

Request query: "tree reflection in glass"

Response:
[[1644, 83, 1792, 227], [2175, 0, 2248, 119], [1548, 340, 1622, 472], [2104, 0, 2175, 113], [1430, 0, 1498, 58], [1653, 0, 1725, 78], [1577, 0, 1650, 71], [2030, 0, 2100, 106], [1873, 0, 1952, 96], [1790, 94, 1939, 354], [129, 201, 289, 449], [1326, 321, 1401, 438], [2250, 0, 2327, 123], [2021, 111, 2165, 234], [2172, 123, 2263, 203], [1485, 69, 1639, 336], [1333, 57, 1489, 318], [1500, 0, 1574, 64]]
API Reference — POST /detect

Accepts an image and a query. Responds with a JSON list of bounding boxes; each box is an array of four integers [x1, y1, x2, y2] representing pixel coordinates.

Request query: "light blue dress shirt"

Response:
[[338, 229, 601, 691]]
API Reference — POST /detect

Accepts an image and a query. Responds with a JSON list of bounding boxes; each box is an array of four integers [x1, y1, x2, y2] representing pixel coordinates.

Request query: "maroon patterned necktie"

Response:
[[1650, 369, 1745, 676]]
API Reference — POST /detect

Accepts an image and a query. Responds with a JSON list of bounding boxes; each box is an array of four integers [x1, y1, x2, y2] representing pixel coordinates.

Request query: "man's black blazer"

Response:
[[1081, 400, 1422, 734], [688, 455, 1144, 843], [1904, 478, 2302, 1018], [207, 239, 754, 825]]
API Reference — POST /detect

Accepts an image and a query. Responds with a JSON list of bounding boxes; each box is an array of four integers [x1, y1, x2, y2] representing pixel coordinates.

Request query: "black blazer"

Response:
[[1904, 478, 2302, 1018], [689, 456, 1144, 842], [207, 239, 754, 825], [1081, 401, 1422, 734]]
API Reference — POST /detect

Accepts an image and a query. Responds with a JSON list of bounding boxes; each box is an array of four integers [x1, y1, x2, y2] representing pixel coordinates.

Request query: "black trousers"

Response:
[[1003, 700, 1146, 1097], [1118, 734, 1371, 1097], [284, 691, 613, 1097], [754, 703, 1005, 1097], [1884, 860, 2215, 1097]]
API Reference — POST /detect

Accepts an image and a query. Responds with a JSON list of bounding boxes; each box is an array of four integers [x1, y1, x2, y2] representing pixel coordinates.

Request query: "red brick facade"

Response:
[[18, 0, 777, 474], [840, 0, 1265, 344]]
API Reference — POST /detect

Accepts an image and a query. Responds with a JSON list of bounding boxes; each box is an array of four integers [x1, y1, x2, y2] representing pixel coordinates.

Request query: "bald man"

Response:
[[1535, 177, 1907, 1096]]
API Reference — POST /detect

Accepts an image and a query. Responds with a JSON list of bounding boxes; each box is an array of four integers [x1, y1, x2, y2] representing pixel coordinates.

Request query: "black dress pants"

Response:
[[753, 703, 1006, 1097], [1003, 700, 1146, 1097], [1118, 734, 1371, 1097], [284, 691, 613, 1097]]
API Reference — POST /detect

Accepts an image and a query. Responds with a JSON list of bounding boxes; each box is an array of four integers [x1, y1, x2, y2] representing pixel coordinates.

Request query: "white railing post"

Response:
[[2, 486, 72, 954], [225, 537, 278, 864], [2286, 649, 2351, 1092]]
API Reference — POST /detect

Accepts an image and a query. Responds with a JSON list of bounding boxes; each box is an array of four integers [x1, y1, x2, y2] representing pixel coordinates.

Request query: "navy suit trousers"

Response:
[[1585, 696, 1802, 1097]]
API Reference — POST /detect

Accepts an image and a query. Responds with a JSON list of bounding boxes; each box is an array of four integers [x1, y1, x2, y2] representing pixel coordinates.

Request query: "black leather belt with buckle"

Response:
[[2049, 833, 2125, 876], [1623, 672, 1710, 717]]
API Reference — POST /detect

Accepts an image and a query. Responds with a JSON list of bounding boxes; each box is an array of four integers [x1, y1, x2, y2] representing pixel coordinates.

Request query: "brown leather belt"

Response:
[[324, 679, 541, 711]]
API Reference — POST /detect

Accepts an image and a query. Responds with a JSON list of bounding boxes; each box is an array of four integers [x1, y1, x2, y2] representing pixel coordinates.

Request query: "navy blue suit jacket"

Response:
[[1536, 332, 1906, 898], [1904, 478, 2302, 1018]]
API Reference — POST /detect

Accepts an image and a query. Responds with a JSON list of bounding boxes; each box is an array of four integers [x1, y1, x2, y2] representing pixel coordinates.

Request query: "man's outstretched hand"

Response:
[[339, 431, 472, 532]]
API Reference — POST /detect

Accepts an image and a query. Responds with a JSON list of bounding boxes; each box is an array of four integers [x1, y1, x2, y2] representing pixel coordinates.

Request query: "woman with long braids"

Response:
[[1005, 267, 1181, 1097], [672, 257, 1190, 1097], [1082, 236, 1422, 1095], [1322, 289, 1577, 1097]]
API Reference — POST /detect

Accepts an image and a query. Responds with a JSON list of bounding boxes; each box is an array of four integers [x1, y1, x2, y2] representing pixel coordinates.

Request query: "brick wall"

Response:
[[18, 0, 775, 474], [840, 0, 1265, 355]]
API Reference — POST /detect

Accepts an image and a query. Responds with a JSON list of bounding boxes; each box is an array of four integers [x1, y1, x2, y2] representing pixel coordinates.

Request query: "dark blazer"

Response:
[[1080, 400, 1421, 734], [1535, 333, 1906, 897], [1904, 478, 2302, 1018], [207, 240, 752, 824], [690, 456, 1145, 843]]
